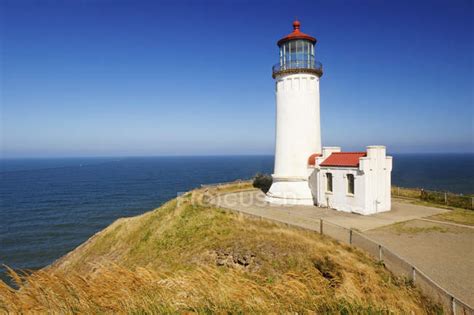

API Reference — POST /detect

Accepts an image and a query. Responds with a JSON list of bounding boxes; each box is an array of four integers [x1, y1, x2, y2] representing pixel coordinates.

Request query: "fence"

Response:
[[392, 186, 474, 210], [320, 219, 473, 315]]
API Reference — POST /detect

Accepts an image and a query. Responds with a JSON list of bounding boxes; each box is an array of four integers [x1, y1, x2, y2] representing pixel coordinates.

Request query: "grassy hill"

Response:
[[0, 183, 441, 313]]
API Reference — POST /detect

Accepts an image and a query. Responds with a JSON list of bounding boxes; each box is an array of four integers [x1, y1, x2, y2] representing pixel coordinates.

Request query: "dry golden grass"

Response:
[[392, 186, 422, 199], [0, 182, 441, 314]]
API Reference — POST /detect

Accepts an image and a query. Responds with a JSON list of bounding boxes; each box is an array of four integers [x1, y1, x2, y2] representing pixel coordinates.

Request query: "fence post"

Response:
[[444, 192, 448, 205], [320, 219, 323, 235], [349, 229, 353, 245], [412, 266, 416, 283], [451, 296, 456, 315], [397, 187, 400, 196], [378, 245, 382, 261]]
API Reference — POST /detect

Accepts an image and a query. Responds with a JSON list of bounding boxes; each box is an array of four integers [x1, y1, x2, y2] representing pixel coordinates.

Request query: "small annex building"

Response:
[[308, 146, 392, 215]]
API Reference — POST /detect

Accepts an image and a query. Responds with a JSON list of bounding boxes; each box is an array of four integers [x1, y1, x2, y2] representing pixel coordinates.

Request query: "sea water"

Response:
[[0, 154, 472, 282]]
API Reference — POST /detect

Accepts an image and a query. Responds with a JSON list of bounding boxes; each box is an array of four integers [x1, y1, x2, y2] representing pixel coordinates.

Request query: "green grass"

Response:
[[390, 221, 448, 235], [429, 208, 474, 226], [395, 197, 474, 227], [392, 186, 473, 210]]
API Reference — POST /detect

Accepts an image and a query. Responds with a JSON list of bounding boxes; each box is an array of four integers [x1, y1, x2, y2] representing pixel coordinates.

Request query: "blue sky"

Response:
[[1, 0, 472, 157]]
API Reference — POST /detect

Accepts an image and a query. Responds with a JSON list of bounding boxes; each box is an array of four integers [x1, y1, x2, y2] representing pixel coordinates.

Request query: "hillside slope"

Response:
[[0, 183, 440, 313]]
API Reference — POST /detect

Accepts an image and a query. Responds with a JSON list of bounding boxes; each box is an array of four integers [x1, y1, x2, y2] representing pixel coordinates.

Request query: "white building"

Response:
[[309, 146, 392, 215], [266, 21, 392, 215]]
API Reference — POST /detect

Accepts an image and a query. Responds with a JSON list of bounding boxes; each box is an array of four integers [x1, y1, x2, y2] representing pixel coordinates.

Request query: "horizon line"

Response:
[[1, 152, 474, 160]]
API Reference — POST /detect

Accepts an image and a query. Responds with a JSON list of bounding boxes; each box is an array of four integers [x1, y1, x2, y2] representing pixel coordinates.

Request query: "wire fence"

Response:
[[392, 186, 473, 210], [320, 219, 473, 315]]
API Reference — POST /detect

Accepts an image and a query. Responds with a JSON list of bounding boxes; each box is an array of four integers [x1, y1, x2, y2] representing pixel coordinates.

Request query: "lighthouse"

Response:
[[266, 20, 323, 205], [265, 20, 392, 214]]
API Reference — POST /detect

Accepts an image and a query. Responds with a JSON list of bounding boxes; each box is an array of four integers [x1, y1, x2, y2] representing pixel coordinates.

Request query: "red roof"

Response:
[[320, 152, 367, 167], [277, 20, 317, 46], [308, 153, 322, 166]]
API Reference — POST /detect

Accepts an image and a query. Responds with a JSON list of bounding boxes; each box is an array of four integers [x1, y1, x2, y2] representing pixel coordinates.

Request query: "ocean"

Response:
[[0, 154, 472, 283]]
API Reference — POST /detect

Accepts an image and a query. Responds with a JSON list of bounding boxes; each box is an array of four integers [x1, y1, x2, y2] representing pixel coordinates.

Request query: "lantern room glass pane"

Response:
[[281, 40, 315, 68], [274, 39, 321, 76]]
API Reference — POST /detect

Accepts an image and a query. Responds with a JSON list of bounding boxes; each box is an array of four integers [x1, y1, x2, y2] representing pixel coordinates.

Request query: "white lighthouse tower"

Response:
[[266, 20, 323, 205]]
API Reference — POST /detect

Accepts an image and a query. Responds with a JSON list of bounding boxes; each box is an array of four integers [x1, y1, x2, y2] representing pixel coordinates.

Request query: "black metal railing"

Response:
[[272, 60, 323, 77]]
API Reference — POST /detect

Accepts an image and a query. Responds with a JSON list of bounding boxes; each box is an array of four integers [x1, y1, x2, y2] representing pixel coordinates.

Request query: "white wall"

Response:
[[266, 72, 321, 205], [321, 146, 341, 159], [313, 167, 366, 213], [273, 73, 321, 177], [310, 146, 392, 215], [360, 146, 392, 214]]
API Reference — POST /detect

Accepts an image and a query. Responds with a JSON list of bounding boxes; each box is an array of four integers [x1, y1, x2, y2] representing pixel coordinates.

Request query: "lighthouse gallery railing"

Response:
[[272, 60, 323, 77]]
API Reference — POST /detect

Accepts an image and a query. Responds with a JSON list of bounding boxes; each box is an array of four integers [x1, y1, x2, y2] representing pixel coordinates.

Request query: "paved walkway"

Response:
[[210, 190, 474, 307], [366, 220, 474, 306], [211, 190, 447, 231]]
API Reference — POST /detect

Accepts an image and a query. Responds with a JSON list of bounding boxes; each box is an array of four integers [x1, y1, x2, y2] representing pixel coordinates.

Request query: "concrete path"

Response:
[[210, 190, 473, 307], [367, 220, 474, 306], [211, 190, 447, 231]]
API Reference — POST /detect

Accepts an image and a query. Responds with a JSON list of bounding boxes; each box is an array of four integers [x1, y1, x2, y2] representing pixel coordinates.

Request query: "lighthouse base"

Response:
[[265, 176, 315, 206]]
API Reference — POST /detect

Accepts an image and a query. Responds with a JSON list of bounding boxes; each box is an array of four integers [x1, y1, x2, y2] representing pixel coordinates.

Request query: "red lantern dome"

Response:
[[277, 20, 317, 47]]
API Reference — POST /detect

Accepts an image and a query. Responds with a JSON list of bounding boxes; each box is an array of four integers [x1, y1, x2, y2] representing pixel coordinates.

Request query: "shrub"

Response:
[[252, 173, 272, 193]]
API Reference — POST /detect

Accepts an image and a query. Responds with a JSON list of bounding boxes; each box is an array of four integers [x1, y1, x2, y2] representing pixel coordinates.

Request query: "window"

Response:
[[347, 174, 355, 195], [326, 173, 333, 192]]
